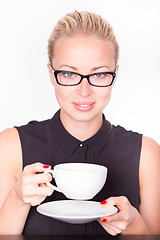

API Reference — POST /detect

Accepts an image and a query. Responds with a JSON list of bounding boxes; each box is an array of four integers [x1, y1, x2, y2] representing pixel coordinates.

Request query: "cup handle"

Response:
[[44, 169, 62, 193]]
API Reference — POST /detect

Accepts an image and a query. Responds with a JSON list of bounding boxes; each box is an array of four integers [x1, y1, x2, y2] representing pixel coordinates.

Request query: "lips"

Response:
[[73, 102, 95, 112]]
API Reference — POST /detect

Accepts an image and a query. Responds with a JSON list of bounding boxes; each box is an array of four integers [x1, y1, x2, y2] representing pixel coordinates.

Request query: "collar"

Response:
[[50, 109, 112, 155]]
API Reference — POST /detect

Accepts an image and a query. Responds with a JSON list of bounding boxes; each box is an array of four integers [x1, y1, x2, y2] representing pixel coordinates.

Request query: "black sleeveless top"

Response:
[[15, 109, 142, 235]]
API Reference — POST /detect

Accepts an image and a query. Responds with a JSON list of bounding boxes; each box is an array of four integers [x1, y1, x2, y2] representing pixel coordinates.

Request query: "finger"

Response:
[[28, 185, 54, 197], [38, 185, 54, 196], [101, 211, 121, 223], [38, 183, 46, 187], [98, 219, 121, 236], [33, 172, 53, 184], [22, 172, 52, 186], [101, 206, 129, 225], [101, 217, 126, 231], [100, 196, 129, 209], [104, 223, 122, 235], [100, 211, 129, 232], [23, 162, 51, 174], [108, 196, 129, 208]]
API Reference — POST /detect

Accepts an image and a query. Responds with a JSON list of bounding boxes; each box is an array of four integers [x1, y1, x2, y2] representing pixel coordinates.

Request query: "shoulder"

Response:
[[0, 128, 22, 179], [141, 135, 160, 154], [15, 119, 49, 134], [111, 125, 143, 168], [15, 119, 50, 143], [113, 125, 142, 150], [0, 127, 20, 152], [140, 136, 160, 180], [140, 136, 160, 167], [113, 125, 142, 138]]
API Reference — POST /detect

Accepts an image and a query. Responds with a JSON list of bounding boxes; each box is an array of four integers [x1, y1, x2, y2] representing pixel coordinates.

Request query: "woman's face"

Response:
[[48, 34, 118, 125]]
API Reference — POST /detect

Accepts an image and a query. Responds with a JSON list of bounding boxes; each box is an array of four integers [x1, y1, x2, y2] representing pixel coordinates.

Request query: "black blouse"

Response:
[[15, 109, 142, 235]]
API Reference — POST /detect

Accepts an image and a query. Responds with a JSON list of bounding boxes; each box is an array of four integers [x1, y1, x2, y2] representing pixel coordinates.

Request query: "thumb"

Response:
[[23, 162, 51, 174], [100, 196, 119, 208]]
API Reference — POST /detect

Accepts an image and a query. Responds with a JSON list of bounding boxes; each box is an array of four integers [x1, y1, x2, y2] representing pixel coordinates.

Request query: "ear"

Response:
[[112, 65, 119, 87], [47, 63, 55, 86]]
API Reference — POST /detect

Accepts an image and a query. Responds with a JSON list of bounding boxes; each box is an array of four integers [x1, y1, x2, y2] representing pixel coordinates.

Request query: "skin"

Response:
[[0, 34, 159, 235]]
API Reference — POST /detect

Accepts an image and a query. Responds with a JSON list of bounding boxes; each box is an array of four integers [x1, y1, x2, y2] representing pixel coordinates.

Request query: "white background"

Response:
[[0, 0, 160, 144]]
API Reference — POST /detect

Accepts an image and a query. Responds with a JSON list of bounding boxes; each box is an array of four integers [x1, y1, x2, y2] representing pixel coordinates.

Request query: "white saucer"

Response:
[[37, 200, 118, 224]]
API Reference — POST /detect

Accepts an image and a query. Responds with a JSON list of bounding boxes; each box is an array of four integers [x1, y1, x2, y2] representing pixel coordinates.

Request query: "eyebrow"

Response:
[[91, 65, 110, 71], [59, 65, 78, 71], [58, 64, 110, 71]]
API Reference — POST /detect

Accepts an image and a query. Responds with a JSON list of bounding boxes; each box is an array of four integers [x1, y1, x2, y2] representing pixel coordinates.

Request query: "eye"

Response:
[[94, 73, 106, 78], [63, 72, 74, 78]]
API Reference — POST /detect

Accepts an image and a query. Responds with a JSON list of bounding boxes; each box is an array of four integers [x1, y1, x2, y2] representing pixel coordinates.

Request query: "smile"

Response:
[[80, 104, 90, 107], [73, 102, 95, 112]]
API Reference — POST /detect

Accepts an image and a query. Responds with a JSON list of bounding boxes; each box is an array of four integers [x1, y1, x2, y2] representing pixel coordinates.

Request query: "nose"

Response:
[[76, 78, 93, 97]]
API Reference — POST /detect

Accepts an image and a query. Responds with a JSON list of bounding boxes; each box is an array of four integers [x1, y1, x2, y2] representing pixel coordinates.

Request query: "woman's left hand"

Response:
[[98, 196, 147, 236]]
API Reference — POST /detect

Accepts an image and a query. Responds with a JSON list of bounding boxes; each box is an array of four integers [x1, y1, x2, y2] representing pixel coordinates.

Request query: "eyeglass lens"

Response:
[[56, 71, 114, 86]]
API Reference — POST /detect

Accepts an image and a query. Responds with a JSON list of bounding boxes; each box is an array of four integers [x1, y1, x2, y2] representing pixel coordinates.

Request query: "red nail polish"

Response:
[[43, 165, 50, 168], [102, 218, 107, 223], [100, 200, 107, 205]]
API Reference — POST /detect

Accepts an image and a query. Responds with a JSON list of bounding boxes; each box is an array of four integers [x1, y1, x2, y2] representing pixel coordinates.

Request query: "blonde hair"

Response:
[[48, 11, 119, 65]]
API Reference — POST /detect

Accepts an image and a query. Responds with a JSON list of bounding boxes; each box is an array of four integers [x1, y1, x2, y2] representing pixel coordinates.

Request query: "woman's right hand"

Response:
[[14, 162, 54, 206]]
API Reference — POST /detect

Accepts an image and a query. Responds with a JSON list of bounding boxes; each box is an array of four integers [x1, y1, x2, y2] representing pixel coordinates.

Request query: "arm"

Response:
[[98, 136, 160, 235], [139, 136, 160, 234], [0, 128, 53, 234]]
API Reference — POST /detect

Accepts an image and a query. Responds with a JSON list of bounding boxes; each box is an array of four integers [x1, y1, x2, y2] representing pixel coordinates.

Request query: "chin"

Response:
[[70, 111, 101, 123]]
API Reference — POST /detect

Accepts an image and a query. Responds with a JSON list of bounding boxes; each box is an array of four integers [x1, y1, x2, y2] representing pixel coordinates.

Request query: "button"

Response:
[[79, 143, 83, 147]]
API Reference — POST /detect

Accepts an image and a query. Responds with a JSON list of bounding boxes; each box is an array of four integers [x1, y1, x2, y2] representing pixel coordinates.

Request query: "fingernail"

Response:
[[43, 165, 50, 168], [100, 200, 107, 205], [101, 218, 107, 222]]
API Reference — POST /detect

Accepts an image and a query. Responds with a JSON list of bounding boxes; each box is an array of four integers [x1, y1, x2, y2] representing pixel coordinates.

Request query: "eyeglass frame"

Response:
[[50, 65, 116, 87]]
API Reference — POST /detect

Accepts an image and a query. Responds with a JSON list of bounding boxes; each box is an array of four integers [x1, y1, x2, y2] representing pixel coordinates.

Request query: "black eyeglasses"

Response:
[[50, 66, 116, 87]]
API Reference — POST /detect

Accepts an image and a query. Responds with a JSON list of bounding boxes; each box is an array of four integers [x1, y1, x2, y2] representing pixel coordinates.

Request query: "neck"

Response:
[[60, 110, 103, 141]]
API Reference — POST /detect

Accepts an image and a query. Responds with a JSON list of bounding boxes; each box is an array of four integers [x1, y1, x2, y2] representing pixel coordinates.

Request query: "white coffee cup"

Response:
[[45, 163, 107, 200]]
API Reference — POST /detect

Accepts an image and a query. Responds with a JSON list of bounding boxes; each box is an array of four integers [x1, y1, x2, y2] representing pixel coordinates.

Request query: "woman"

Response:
[[0, 11, 159, 236]]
